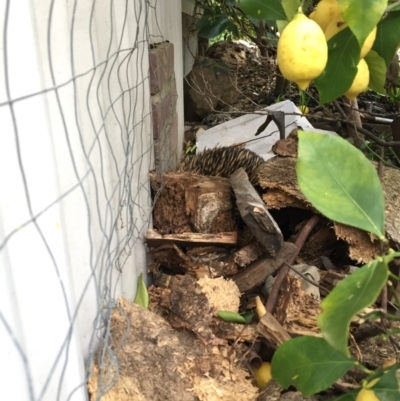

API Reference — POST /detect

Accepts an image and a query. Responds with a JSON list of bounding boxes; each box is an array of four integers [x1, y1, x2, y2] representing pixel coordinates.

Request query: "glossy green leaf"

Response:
[[271, 337, 355, 396], [318, 259, 389, 355], [240, 311, 254, 324], [338, 0, 387, 47], [314, 28, 360, 103], [374, 363, 400, 401], [134, 273, 149, 308], [277, 0, 300, 32], [238, 0, 287, 21], [218, 310, 247, 324], [197, 14, 229, 39], [297, 131, 385, 238], [332, 393, 357, 401], [365, 50, 387, 94], [373, 10, 400, 67]]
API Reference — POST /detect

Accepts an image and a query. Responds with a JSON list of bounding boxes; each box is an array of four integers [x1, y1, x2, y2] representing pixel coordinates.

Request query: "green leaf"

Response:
[[296, 131, 385, 238], [365, 50, 387, 94], [134, 273, 149, 308], [271, 337, 355, 396], [240, 311, 255, 324], [314, 28, 360, 103], [218, 310, 247, 324], [238, 0, 287, 21], [374, 363, 400, 401], [318, 259, 389, 355], [338, 0, 387, 47], [197, 14, 229, 39], [373, 10, 400, 67], [277, 0, 300, 32], [332, 393, 357, 401]]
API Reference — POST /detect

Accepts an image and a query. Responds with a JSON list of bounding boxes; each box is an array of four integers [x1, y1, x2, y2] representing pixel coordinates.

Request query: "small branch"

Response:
[[265, 215, 320, 313]]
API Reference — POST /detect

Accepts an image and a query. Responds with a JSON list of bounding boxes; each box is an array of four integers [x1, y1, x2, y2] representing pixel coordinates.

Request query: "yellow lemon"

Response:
[[298, 105, 310, 114], [277, 12, 328, 90], [355, 388, 380, 401], [254, 362, 272, 388], [344, 58, 370, 100], [356, 379, 380, 401], [310, 0, 341, 31], [325, 13, 377, 58]]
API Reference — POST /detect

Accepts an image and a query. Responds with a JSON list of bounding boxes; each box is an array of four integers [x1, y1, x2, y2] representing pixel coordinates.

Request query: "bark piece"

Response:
[[275, 275, 321, 337], [271, 128, 298, 157], [232, 242, 297, 292], [259, 157, 310, 210], [146, 229, 237, 247], [150, 171, 235, 234], [230, 168, 283, 256], [258, 156, 400, 263], [333, 223, 380, 263]]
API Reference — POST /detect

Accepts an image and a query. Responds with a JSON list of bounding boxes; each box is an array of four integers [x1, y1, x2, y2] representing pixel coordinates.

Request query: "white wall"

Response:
[[0, 0, 184, 400]]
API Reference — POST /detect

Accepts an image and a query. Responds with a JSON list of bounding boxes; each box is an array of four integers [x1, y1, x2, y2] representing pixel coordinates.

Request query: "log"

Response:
[[150, 171, 235, 234]]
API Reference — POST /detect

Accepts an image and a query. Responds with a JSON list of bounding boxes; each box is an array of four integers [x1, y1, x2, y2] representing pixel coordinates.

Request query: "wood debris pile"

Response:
[[88, 130, 400, 401]]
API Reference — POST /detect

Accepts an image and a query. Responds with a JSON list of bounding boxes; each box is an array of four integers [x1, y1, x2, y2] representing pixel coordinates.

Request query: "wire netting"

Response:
[[0, 0, 175, 400]]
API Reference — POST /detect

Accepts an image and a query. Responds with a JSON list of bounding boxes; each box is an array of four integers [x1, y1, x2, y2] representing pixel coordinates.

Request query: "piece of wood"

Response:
[[150, 171, 235, 234], [230, 242, 265, 268], [232, 242, 297, 292], [146, 229, 237, 247], [230, 168, 283, 256], [257, 310, 291, 348]]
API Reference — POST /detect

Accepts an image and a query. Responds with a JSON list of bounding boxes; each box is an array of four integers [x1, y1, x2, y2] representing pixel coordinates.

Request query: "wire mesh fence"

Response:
[[0, 0, 180, 399]]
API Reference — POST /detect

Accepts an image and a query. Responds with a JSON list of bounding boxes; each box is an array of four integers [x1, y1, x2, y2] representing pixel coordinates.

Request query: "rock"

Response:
[[184, 56, 239, 120], [206, 40, 261, 66]]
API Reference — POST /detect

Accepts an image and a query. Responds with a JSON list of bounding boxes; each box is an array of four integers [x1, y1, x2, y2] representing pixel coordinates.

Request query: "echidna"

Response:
[[178, 146, 264, 185]]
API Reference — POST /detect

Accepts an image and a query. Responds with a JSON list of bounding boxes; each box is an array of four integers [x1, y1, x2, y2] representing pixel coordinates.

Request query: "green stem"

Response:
[[386, 0, 400, 12], [354, 362, 373, 375]]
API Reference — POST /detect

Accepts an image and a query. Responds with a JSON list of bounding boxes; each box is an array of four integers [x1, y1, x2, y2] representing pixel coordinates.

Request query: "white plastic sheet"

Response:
[[196, 100, 337, 160]]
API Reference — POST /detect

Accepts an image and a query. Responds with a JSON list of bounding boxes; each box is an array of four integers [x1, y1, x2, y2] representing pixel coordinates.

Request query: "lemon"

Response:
[[254, 362, 272, 388], [310, 0, 341, 31], [277, 12, 328, 90], [356, 379, 380, 401], [356, 388, 380, 401], [344, 58, 369, 100], [325, 13, 377, 58], [298, 105, 309, 114]]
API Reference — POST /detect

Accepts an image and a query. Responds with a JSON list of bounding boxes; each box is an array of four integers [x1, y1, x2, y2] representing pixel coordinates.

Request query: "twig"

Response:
[[265, 215, 320, 313]]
